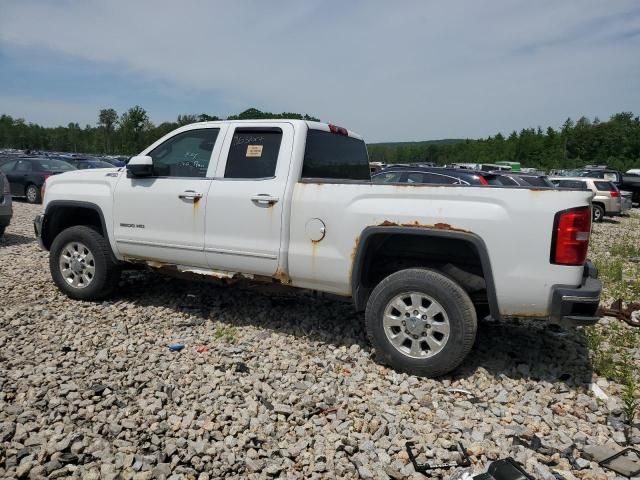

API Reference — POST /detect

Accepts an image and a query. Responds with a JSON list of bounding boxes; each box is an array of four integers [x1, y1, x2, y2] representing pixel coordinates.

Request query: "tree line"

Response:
[[0, 107, 319, 156], [1, 106, 638, 171], [368, 112, 640, 172]]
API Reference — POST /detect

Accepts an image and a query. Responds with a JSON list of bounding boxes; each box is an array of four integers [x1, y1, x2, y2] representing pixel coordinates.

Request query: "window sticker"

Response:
[[246, 145, 263, 157]]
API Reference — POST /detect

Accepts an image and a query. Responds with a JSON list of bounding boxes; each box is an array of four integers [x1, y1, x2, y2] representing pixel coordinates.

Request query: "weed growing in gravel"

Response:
[[595, 258, 623, 282], [609, 242, 640, 258], [214, 325, 237, 344], [583, 323, 640, 382], [621, 362, 638, 426], [594, 258, 640, 301]]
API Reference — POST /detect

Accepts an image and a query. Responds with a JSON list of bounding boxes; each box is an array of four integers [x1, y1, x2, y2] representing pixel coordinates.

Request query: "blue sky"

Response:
[[1, 0, 639, 142]]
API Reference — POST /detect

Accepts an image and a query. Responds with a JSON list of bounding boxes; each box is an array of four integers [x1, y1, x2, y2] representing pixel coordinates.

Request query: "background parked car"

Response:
[[61, 158, 117, 170], [372, 165, 508, 186], [0, 171, 12, 238], [550, 177, 622, 222], [573, 167, 640, 204], [0, 158, 76, 204], [102, 157, 127, 167], [494, 172, 555, 187]]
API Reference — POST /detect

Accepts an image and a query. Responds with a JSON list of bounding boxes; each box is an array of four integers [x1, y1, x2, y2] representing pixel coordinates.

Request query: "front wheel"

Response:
[[25, 184, 42, 204], [365, 268, 477, 377], [49, 226, 120, 300]]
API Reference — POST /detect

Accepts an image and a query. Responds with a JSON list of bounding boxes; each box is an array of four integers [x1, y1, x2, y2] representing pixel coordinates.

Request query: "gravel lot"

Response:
[[1, 201, 638, 479]]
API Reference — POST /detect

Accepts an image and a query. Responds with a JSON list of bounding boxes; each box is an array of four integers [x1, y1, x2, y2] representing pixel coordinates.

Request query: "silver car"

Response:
[[550, 177, 622, 222], [0, 171, 13, 238]]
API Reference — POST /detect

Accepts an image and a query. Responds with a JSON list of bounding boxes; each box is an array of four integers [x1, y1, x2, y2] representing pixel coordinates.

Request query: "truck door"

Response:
[[112, 125, 225, 267], [205, 123, 294, 276]]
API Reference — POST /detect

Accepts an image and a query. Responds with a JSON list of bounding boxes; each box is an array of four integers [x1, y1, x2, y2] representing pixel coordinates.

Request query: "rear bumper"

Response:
[[550, 261, 601, 327], [34, 213, 45, 249]]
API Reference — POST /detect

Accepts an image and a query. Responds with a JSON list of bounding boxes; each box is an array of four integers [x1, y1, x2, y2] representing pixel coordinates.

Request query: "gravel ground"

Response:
[[1, 201, 639, 480]]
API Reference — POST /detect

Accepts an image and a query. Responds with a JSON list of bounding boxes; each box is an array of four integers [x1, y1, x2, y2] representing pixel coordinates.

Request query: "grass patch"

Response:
[[214, 325, 237, 344], [620, 356, 638, 425], [594, 258, 640, 301], [583, 323, 639, 432], [595, 258, 623, 282], [609, 242, 640, 258]]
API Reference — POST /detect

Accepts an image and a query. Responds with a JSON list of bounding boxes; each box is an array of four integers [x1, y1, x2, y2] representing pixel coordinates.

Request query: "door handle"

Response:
[[251, 194, 279, 206], [178, 190, 203, 200]]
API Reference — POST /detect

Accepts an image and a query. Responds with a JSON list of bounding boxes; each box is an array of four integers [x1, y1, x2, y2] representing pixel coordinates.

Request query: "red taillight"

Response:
[[610, 190, 620, 198], [551, 206, 591, 265], [478, 176, 488, 186], [328, 124, 348, 136]]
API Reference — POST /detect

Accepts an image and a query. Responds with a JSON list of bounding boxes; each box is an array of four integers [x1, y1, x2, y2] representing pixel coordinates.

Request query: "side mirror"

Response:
[[126, 155, 153, 177]]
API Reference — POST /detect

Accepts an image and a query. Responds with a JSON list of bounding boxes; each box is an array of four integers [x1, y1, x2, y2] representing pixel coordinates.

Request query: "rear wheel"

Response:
[[25, 184, 41, 204], [0, 225, 5, 238], [365, 268, 477, 377], [49, 226, 120, 300], [592, 204, 604, 222]]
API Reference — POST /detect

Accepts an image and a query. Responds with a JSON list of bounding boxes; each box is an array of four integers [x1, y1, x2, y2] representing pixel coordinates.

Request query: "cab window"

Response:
[[224, 128, 282, 179], [302, 129, 370, 180], [149, 128, 219, 178]]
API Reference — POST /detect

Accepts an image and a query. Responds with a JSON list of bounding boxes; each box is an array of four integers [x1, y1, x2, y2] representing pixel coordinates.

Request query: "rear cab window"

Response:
[[301, 127, 370, 181]]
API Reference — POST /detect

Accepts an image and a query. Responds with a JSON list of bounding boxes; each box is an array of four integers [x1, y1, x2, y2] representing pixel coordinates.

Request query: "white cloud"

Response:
[[1, 0, 639, 141]]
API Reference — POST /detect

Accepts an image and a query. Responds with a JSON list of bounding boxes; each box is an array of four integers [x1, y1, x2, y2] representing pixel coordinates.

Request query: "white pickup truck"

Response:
[[35, 120, 601, 376]]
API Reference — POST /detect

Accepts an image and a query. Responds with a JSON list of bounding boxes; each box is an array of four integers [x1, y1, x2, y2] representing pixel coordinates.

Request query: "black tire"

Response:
[[49, 225, 120, 300], [25, 183, 42, 204], [592, 204, 604, 223], [0, 225, 5, 238], [365, 268, 477, 377]]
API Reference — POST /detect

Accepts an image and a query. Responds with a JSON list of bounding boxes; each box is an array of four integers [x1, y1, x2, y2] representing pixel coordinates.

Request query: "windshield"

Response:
[[35, 159, 76, 171]]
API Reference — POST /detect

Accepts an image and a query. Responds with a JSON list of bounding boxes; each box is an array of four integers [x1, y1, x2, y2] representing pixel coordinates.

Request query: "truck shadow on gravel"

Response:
[[0, 232, 35, 247], [117, 271, 593, 387]]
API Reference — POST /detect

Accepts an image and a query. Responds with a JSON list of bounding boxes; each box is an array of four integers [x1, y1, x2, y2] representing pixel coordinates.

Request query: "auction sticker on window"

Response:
[[246, 145, 263, 157]]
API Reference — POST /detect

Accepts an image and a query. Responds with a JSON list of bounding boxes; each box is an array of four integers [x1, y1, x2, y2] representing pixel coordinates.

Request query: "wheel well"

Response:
[[592, 202, 605, 209], [42, 205, 104, 250], [352, 229, 498, 319]]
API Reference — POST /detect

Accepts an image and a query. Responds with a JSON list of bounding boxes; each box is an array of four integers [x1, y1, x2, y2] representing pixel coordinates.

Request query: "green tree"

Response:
[[119, 106, 150, 153], [98, 108, 118, 153]]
